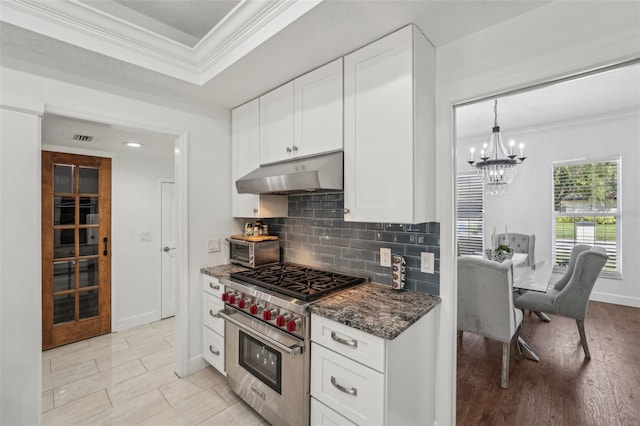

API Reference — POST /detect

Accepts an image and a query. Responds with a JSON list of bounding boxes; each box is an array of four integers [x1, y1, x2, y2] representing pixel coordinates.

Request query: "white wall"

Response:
[[114, 155, 175, 328], [457, 112, 640, 307], [0, 108, 42, 426], [0, 67, 237, 424], [434, 2, 640, 424]]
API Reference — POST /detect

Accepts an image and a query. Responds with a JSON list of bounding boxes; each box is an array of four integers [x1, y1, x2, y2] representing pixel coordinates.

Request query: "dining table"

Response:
[[511, 260, 555, 362], [513, 260, 553, 292]]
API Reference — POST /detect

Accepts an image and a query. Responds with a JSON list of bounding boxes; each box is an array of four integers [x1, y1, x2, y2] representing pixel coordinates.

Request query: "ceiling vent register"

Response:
[[72, 134, 94, 142]]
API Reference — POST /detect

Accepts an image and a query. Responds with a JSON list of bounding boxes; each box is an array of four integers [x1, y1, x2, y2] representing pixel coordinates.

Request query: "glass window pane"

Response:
[[53, 261, 75, 292], [54, 229, 75, 259], [79, 167, 99, 194], [79, 290, 98, 319], [79, 228, 99, 256], [54, 164, 74, 193], [54, 294, 75, 324], [54, 197, 76, 225], [79, 259, 98, 288], [79, 198, 99, 225]]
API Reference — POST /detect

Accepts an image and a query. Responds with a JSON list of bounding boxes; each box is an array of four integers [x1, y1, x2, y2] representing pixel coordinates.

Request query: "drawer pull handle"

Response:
[[209, 283, 220, 290], [331, 376, 357, 396], [331, 331, 358, 348], [209, 309, 220, 318], [251, 386, 265, 400], [209, 345, 220, 356]]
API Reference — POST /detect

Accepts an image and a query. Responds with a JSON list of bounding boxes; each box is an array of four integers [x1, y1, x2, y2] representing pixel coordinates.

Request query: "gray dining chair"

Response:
[[514, 245, 608, 359], [458, 256, 523, 388], [497, 233, 535, 267]]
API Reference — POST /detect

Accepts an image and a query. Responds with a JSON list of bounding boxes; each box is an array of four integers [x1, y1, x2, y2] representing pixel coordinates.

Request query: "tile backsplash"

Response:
[[260, 193, 440, 295]]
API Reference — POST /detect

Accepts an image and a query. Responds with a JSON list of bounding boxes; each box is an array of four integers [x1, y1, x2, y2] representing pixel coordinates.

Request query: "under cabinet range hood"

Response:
[[236, 151, 343, 195]]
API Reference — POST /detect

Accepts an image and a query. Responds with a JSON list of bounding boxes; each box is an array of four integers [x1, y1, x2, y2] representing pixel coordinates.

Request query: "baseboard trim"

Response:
[[185, 354, 207, 377], [116, 311, 159, 332], [591, 291, 640, 308]]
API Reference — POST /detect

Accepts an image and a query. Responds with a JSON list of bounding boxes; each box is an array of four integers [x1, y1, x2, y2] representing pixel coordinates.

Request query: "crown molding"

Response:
[[0, 0, 323, 86]]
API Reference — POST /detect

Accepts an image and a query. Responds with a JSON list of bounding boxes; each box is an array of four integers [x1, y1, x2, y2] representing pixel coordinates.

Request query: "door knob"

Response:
[[163, 246, 175, 252]]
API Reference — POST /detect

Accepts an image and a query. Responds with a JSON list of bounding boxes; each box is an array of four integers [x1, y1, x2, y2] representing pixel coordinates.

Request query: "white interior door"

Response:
[[161, 181, 176, 318]]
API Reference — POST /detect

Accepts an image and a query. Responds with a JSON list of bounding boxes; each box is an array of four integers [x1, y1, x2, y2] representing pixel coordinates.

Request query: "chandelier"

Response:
[[467, 99, 526, 196]]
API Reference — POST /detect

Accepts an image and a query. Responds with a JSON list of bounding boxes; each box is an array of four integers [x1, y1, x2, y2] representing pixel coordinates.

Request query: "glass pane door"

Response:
[[42, 152, 111, 349]]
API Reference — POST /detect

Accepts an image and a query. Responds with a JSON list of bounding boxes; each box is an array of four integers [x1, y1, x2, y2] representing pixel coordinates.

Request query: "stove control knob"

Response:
[[276, 314, 292, 327], [237, 298, 251, 309], [263, 309, 277, 321], [221, 292, 229, 302], [287, 319, 301, 332], [249, 304, 262, 315], [228, 294, 237, 305]]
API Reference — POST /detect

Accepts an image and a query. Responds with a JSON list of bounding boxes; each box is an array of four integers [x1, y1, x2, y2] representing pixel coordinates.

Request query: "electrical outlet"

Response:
[[207, 238, 221, 253], [421, 252, 434, 274], [140, 232, 151, 242], [380, 248, 392, 267]]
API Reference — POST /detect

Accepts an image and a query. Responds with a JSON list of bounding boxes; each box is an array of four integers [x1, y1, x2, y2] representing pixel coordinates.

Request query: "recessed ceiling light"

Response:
[[124, 142, 143, 148]]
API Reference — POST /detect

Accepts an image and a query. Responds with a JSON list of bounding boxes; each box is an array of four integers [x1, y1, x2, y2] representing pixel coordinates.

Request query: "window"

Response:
[[553, 157, 620, 275], [457, 173, 484, 255]]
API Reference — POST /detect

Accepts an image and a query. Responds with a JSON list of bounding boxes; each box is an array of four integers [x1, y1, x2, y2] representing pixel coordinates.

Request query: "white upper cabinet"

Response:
[[343, 25, 435, 224], [294, 58, 343, 158], [260, 59, 343, 165], [259, 82, 295, 165], [232, 99, 287, 218]]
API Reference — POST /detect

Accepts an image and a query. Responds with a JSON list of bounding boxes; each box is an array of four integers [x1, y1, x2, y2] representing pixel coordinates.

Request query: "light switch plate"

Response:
[[140, 232, 151, 242], [207, 238, 221, 253], [421, 252, 434, 274], [380, 248, 391, 267]]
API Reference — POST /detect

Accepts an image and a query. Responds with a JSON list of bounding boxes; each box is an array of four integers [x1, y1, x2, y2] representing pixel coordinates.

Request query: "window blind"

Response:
[[553, 159, 619, 273], [457, 173, 484, 255]]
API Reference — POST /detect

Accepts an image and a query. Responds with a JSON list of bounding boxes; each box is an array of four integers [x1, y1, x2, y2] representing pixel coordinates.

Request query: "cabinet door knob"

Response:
[[292, 145, 298, 152], [253, 208, 259, 214], [343, 208, 350, 214], [286, 146, 292, 153]]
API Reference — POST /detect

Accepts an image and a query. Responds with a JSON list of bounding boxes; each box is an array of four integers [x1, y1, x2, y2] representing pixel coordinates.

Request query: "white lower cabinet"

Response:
[[202, 274, 225, 375], [311, 343, 384, 425], [311, 397, 357, 426], [310, 310, 438, 425]]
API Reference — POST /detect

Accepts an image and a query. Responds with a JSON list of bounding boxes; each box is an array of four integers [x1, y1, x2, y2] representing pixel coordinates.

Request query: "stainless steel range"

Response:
[[218, 263, 368, 426]]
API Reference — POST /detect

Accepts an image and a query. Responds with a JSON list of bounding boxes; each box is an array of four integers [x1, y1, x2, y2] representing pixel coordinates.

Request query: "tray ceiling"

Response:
[[1, 0, 322, 85]]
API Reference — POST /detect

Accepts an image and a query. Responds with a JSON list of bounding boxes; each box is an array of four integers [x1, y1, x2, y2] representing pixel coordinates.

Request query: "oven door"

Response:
[[219, 308, 309, 426]]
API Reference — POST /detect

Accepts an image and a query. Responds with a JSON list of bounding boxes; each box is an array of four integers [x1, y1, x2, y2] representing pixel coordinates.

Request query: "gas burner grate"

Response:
[[230, 263, 368, 301]]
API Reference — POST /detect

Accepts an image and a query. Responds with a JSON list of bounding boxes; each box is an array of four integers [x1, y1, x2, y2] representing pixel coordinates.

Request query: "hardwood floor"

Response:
[[42, 317, 269, 426], [456, 301, 640, 425]]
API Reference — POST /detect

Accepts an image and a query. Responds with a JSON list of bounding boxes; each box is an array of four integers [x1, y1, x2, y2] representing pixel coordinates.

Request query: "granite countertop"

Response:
[[200, 264, 247, 279], [308, 282, 441, 340]]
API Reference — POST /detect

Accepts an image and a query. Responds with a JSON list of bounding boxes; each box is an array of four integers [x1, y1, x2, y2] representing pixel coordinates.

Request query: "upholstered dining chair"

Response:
[[458, 256, 523, 388], [497, 233, 535, 267], [514, 245, 608, 359]]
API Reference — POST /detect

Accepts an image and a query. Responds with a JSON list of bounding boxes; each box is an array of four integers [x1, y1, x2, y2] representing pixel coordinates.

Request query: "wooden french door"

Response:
[[42, 151, 111, 349]]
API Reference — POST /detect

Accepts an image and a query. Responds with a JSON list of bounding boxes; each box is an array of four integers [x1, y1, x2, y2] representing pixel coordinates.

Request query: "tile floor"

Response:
[[42, 317, 269, 425]]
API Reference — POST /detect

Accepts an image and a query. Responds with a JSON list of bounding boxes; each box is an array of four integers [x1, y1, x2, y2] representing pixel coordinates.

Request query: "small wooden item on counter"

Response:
[[229, 234, 278, 242]]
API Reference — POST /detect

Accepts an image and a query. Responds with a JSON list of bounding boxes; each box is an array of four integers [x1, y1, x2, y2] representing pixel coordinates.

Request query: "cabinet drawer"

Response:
[[311, 314, 386, 372], [202, 293, 224, 335], [311, 397, 357, 426], [202, 327, 225, 374], [202, 274, 224, 298], [311, 343, 384, 426]]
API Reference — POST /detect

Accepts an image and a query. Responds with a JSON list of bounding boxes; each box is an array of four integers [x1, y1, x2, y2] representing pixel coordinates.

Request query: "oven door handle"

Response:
[[217, 309, 304, 356]]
